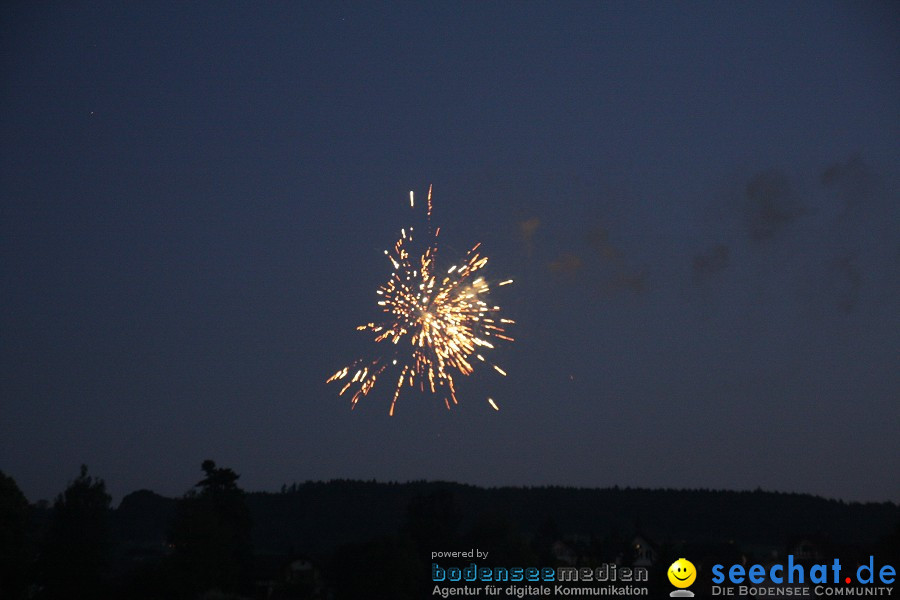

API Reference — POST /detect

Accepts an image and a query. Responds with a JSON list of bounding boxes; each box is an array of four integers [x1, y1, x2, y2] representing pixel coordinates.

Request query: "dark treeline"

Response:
[[1, 466, 898, 599]]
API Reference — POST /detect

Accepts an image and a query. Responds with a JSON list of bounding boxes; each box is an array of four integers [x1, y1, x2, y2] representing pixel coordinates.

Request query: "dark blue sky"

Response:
[[2, 2, 898, 504]]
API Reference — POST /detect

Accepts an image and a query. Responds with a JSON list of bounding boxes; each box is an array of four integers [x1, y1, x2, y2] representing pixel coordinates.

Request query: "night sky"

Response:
[[2, 2, 898, 505]]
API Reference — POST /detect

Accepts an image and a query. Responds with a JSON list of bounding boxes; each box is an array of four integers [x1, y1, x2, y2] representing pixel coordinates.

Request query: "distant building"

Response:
[[254, 554, 326, 600], [630, 535, 658, 568]]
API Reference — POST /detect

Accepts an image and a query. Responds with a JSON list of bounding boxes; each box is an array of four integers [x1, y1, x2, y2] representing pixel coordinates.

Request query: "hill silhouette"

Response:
[[109, 480, 897, 557]]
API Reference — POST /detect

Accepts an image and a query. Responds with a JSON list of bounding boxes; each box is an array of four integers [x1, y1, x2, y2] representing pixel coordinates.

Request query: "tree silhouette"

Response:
[[462, 510, 536, 566], [328, 536, 420, 600], [0, 471, 30, 600], [167, 460, 253, 598], [402, 489, 460, 552], [533, 516, 561, 565], [38, 465, 112, 599]]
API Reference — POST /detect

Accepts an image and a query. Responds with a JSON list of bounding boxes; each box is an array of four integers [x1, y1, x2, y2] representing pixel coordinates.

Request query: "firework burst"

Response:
[[327, 186, 514, 415]]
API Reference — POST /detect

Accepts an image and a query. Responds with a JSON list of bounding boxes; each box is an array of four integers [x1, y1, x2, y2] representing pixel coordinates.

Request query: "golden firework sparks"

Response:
[[327, 185, 515, 415]]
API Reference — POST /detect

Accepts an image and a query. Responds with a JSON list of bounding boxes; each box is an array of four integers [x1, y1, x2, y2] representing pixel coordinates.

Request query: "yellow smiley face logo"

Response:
[[668, 558, 697, 588]]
